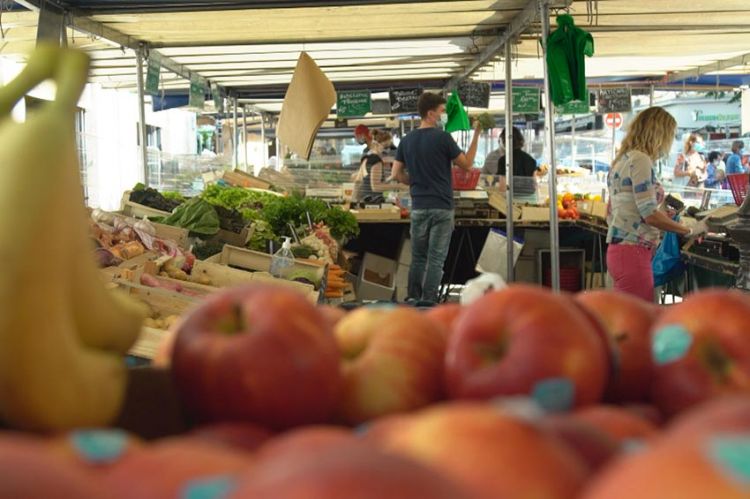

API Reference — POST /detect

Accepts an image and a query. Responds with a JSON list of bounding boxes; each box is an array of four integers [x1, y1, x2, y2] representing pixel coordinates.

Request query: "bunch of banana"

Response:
[[0, 45, 147, 431]]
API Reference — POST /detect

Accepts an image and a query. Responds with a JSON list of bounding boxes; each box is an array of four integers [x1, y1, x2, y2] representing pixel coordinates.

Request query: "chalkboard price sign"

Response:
[[512, 87, 541, 114], [557, 100, 590, 115], [458, 81, 491, 108], [389, 88, 422, 114], [597, 88, 632, 114], [337, 90, 371, 118]]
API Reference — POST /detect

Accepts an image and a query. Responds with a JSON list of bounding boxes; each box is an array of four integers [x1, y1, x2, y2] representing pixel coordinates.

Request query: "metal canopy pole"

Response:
[[232, 97, 239, 169], [540, 0, 560, 292], [260, 112, 267, 168], [505, 41, 515, 282], [242, 105, 249, 172], [135, 45, 149, 186]]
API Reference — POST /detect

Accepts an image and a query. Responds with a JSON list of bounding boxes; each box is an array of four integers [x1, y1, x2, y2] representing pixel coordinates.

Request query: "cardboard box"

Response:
[[357, 252, 396, 301], [488, 190, 521, 220], [398, 237, 412, 266], [520, 206, 551, 222], [591, 200, 608, 219], [395, 263, 410, 302]]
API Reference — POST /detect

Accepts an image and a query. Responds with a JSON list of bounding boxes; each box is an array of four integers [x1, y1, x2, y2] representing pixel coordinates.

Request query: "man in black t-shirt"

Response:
[[497, 126, 539, 196], [391, 92, 480, 303]]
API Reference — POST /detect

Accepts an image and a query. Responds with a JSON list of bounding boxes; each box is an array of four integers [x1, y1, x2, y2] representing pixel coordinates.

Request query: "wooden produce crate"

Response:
[[488, 190, 522, 221], [151, 222, 190, 249], [221, 169, 272, 190], [350, 207, 402, 221], [590, 200, 608, 220], [208, 245, 326, 287], [120, 191, 172, 218], [520, 206, 551, 222]]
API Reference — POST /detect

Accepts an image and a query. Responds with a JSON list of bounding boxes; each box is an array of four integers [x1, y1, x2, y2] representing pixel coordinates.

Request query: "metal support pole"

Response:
[[242, 105, 249, 172], [505, 41, 515, 282], [232, 97, 239, 169], [260, 112, 267, 168], [649, 84, 655, 107], [540, 0, 560, 292], [135, 45, 149, 186], [571, 114, 577, 167]]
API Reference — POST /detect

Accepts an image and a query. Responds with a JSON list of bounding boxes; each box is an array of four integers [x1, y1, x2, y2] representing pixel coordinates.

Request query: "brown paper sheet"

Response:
[[277, 52, 336, 160]]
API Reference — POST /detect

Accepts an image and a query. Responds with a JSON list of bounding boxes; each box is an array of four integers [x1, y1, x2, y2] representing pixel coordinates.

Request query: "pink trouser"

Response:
[[606, 243, 655, 302]]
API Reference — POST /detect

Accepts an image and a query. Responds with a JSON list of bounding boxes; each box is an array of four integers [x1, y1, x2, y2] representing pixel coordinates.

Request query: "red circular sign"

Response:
[[605, 113, 623, 129]]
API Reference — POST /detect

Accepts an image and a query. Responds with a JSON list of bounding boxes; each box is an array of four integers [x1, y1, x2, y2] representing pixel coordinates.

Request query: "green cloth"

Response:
[[545, 14, 594, 106], [445, 90, 471, 133]]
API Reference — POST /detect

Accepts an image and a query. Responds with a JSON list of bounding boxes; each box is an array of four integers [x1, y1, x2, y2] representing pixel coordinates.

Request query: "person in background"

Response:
[[481, 136, 504, 174], [391, 92, 481, 303], [705, 151, 727, 189], [726, 140, 746, 175], [607, 107, 707, 302], [497, 126, 539, 196], [354, 124, 372, 160], [673, 133, 706, 187], [352, 130, 406, 203]]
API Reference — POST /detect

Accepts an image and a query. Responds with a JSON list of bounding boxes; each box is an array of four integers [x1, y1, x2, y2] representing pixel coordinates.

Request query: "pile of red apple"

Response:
[[4, 284, 750, 498]]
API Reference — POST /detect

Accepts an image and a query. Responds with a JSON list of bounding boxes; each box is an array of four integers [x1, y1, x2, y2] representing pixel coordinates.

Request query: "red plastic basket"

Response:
[[543, 267, 582, 293], [452, 168, 481, 190], [727, 173, 749, 206]]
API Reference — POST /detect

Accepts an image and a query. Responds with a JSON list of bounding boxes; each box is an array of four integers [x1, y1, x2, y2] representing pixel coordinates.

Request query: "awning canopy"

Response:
[[3, 0, 750, 102]]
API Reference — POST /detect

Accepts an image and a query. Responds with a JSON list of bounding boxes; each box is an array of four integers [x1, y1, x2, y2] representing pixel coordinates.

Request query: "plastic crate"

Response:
[[727, 173, 749, 206], [452, 168, 481, 190]]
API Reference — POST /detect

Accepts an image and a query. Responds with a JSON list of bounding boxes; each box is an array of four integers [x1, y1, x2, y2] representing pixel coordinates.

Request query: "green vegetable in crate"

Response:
[[287, 270, 323, 289], [291, 244, 316, 259], [161, 198, 221, 235], [0, 45, 147, 431], [247, 219, 278, 252]]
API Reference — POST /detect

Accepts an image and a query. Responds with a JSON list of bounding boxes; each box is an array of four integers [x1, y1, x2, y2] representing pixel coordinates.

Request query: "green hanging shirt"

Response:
[[546, 14, 594, 106], [445, 90, 471, 133]]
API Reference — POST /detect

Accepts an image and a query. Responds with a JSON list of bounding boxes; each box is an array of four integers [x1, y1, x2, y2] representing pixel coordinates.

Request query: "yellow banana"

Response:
[[0, 45, 145, 431]]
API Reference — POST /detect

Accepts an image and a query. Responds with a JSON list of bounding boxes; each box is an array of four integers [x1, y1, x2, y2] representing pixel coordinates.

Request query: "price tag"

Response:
[[512, 87, 541, 114]]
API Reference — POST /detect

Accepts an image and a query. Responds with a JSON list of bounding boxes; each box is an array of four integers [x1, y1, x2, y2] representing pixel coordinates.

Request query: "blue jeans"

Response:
[[408, 209, 454, 303]]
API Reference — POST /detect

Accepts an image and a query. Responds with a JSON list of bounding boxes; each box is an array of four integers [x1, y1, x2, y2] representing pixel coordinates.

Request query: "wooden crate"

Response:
[[488, 190, 522, 221], [211, 245, 326, 286], [221, 170, 272, 190], [120, 191, 172, 218], [350, 207, 402, 221], [521, 206, 551, 222], [152, 222, 190, 249], [591, 200, 608, 219]]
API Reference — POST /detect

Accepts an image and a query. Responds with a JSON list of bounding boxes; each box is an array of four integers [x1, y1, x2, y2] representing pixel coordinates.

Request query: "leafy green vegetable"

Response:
[[261, 195, 358, 241], [248, 219, 278, 252], [162, 191, 186, 203], [201, 184, 277, 222], [160, 198, 220, 235]]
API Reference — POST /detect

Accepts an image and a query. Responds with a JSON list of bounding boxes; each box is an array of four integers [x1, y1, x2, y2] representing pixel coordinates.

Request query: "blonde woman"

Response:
[[673, 132, 706, 187], [607, 107, 707, 301]]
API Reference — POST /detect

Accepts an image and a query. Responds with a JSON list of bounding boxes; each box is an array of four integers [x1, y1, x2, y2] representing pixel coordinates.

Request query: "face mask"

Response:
[[694, 143, 706, 153], [356, 137, 366, 145], [439, 113, 449, 126]]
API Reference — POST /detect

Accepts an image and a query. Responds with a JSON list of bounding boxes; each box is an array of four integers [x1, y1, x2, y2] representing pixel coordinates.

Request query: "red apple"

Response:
[[365, 402, 588, 499], [650, 290, 750, 417], [425, 303, 463, 340], [665, 395, 750, 438], [446, 285, 608, 410], [576, 290, 657, 402], [230, 439, 472, 499], [320, 304, 348, 329], [171, 284, 342, 430], [573, 405, 658, 444], [0, 432, 105, 498], [622, 403, 666, 427], [188, 422, 273, 453], [582, 433, 750, 499], [335, 307, 446, 424], [255, 425, 355, 462], [540, 413, 621, 473], [101, 438, 252, 499]]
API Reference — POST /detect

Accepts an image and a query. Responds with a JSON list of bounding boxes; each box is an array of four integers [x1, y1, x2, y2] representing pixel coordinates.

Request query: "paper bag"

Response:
[[277, 52, 336, 160]]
